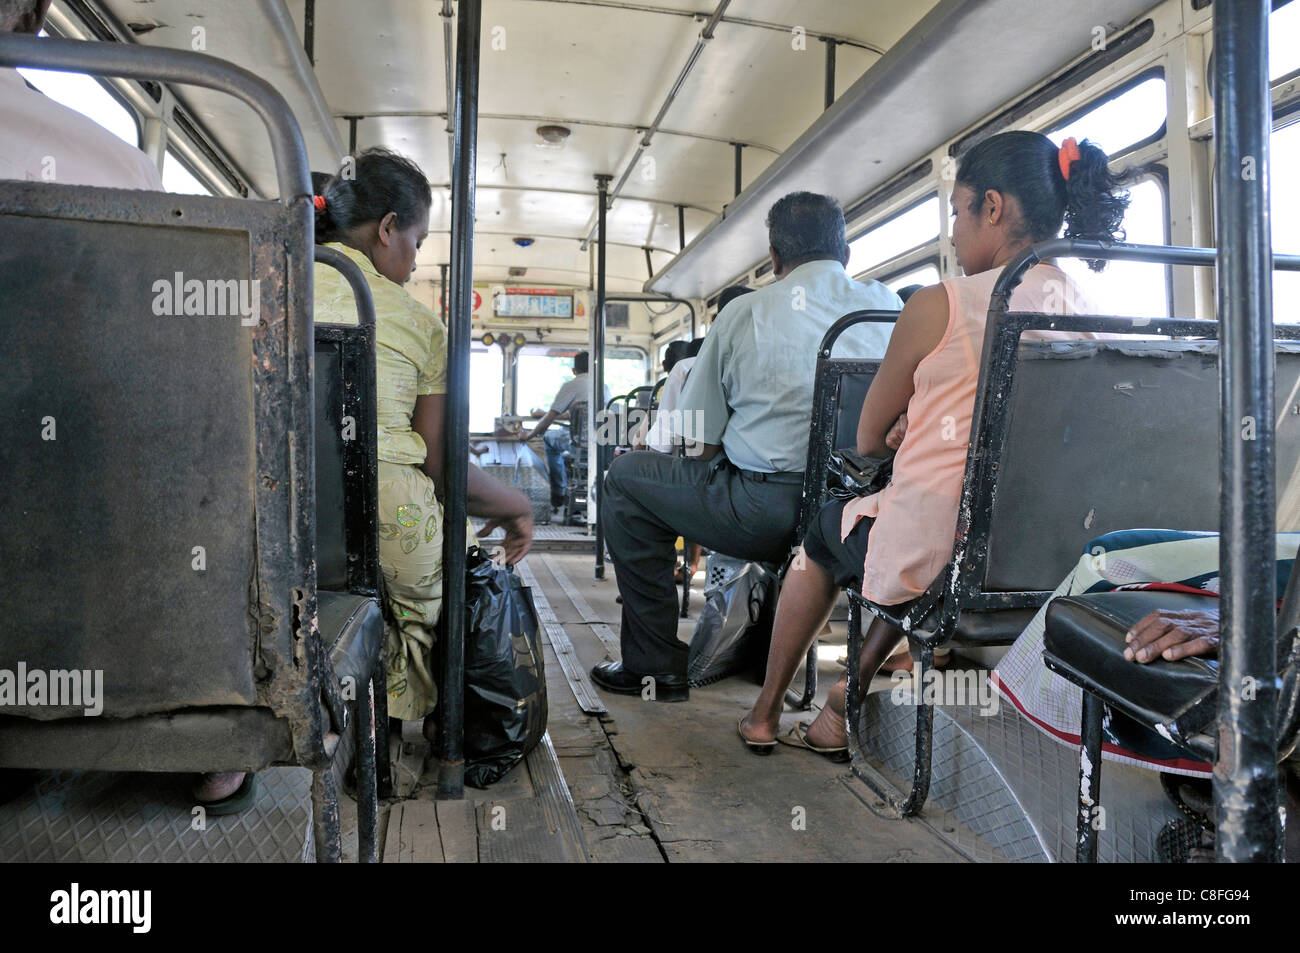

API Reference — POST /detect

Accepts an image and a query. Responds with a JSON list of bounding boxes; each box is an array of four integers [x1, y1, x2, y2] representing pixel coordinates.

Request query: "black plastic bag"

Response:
[[463, 547, 548, 788]]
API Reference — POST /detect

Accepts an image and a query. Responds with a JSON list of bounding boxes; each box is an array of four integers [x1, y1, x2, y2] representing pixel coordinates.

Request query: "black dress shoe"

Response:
[[590, 660, 689, 702]]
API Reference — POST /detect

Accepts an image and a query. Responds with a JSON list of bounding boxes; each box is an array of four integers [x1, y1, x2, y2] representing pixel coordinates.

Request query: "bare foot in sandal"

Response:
[[739, 710, 778, 745]]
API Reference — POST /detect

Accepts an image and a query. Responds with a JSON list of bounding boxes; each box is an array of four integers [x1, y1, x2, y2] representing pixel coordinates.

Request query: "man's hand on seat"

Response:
[[884, 413, 908, 451], [1124, 607, 1220, 663]]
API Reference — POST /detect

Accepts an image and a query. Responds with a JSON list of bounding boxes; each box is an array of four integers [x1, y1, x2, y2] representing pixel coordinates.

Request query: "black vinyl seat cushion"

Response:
[[1043, 590, 1218, 747], [318, 590, 384, 692], [954, 608, 1039, 644], [866, 598, 1038, 647]]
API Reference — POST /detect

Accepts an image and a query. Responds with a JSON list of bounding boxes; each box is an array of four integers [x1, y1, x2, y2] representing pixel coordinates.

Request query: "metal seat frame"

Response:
[[785, 310, 899, 709], [0, 34, 384, 862], [843, 238, 1300, 819]]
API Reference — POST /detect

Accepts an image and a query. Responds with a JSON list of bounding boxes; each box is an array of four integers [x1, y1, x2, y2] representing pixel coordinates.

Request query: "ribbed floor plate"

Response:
[[0, 767, 316, 862], [858, 690, 1182, 862]]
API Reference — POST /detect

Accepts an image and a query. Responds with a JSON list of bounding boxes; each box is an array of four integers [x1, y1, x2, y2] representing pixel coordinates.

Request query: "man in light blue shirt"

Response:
[[593, 191, 901, 699]]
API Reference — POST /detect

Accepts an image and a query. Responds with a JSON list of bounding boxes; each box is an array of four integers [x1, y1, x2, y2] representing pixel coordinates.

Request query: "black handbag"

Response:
[[825, 448, 894, 500]]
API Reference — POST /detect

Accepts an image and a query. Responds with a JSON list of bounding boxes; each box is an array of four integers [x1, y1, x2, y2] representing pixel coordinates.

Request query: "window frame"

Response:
[[846, 191, 942, 283], [1114, 163, 1174, 319], [1043, 66, 1169, 162], [877, 257, 943, 294]]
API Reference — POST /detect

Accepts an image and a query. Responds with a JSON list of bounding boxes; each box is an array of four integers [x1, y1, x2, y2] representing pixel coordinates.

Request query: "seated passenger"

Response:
[[635, 339, 690, 452], [199, 149, 536, 810], [594, 191, 901, 701], [521, 350, 610, 510], [0, 0, 161, 189], [739, 132, 1130, 756], [994, 529, 1300, 860], [992, 529, 1300, 773]]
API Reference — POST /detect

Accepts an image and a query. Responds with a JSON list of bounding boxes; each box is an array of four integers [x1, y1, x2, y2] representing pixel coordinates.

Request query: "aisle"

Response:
[[526, 552, 966, 863]]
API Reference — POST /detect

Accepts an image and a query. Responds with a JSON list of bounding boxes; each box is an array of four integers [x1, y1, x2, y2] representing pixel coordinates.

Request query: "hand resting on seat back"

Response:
[[1124, 607, 1220, 663]]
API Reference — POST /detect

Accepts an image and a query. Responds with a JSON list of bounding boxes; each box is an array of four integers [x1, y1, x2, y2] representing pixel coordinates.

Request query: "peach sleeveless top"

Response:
[[842, 263, 1096, 606]]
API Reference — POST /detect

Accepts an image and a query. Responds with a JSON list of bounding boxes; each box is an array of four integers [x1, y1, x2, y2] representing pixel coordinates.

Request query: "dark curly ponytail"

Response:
[[956, 130, 1130, 272], [313, 148, 432, 245]]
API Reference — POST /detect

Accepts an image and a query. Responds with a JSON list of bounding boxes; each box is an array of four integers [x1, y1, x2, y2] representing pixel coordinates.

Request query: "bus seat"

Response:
[[315, 339, 350, 592], [1, 210, 262, 720], [952, 608, 1040, 643], [788, 309, 898, 709], [1043, 530, 1300, 861], [0, 176, 383, 861], [983, 340, 1300, 593], [1043, 590, 1218, 749], [848, 330, 1300, 820]]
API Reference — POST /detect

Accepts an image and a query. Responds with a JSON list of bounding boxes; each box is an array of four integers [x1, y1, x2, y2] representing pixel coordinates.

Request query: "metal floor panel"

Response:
[[0, 767, 315, 862], [859, 689, 1182, 862]]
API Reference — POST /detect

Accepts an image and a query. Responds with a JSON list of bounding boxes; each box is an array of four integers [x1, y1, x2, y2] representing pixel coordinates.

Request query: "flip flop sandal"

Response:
[[737, 716, 777, 756], [776, 722, 851, 763], [196, 772, 259, 816]]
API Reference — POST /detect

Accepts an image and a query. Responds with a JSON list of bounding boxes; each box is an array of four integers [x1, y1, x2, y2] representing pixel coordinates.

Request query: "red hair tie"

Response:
[[1058, 137, 1081, 181], [313, 195, 326, 211]]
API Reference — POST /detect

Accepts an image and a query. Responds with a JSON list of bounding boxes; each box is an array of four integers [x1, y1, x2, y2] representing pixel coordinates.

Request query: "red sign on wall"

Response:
[[439, 289, 483, 314]]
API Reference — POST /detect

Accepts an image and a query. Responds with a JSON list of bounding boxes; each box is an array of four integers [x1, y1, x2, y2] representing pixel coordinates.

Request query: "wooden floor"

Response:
[[376, 550, 965, 863]]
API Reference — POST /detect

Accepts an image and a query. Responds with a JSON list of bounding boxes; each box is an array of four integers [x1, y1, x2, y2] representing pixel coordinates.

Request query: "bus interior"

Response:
[[2, 0, 1300, 875]]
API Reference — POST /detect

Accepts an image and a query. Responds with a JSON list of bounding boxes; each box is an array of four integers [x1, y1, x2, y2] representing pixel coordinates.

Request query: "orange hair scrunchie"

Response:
[[1058, 137, 1081, 181], [313, 195, 326, 211]]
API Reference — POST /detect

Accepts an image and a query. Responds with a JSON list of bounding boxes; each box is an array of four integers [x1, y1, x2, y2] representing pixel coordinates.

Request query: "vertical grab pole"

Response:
[[1212, 0, 1279, 861], [439, 262, 449, 325], [437, 0, 482, 802], [594, 174, 612, 579]]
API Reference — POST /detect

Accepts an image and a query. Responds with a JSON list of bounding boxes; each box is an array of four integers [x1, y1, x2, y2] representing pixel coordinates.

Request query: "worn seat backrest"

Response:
[[0, 180, 313, 723], [312, 249, 378, 598], [795, 310, 899, 542], [981, 340, 1300, 595], [570, 401, 589, 451]]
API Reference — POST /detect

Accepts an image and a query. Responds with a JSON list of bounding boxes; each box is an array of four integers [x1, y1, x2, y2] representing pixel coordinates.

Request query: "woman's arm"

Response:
[[413, 394, 534, 562], [855, 284, 950, 457]]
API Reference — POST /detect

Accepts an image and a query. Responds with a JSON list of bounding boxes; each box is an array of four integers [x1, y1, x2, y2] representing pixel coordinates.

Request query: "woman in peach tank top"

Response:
[[740, 130, 1132, 757]]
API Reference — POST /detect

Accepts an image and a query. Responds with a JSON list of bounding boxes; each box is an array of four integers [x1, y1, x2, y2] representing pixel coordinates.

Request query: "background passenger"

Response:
[[740, 132, 1130, 756], [895, 283, 924, 304], [312, 149, 534, 741], [522, 350, 610, 510], [595, 191, 901, 701], [0, 0, 161, 189]]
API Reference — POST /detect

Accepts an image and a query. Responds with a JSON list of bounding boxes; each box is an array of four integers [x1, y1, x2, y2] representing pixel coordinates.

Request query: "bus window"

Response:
[[515, 345, 578, 415], [162, 150, 213, 195], [1272, 0, 1300, 80], [884, 263, 941, 294], [470, 343, 503, 432], [17, 64, 140, 148], [1047, 72, 1167, 156], [604, 347, 649, 399], [1060, 176, 1169, 319], [846, 194, 941, 279], [1273, 121, 1300, 322]]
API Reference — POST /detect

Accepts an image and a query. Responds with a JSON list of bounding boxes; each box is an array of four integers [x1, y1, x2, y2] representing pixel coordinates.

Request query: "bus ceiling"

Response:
[[68, 0, 1156, 295], [645, 0, 1160, 300]]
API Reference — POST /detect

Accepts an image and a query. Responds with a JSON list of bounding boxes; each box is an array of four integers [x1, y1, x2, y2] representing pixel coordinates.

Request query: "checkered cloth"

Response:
[[991, 529, 1300, 778]]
